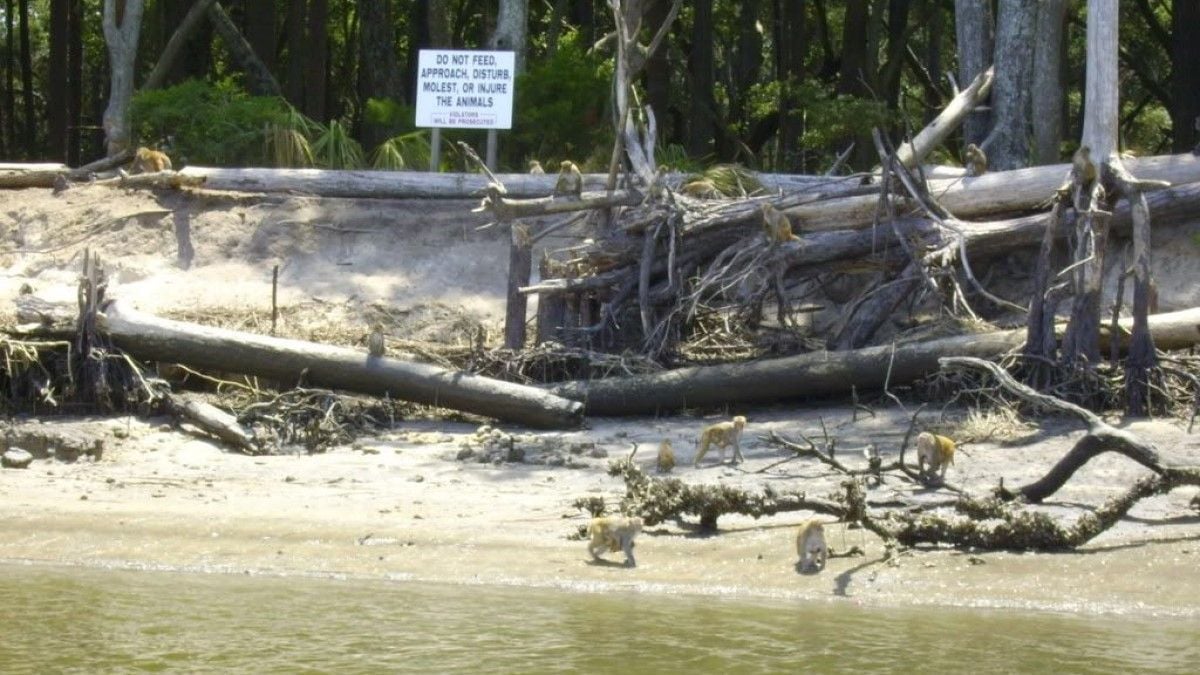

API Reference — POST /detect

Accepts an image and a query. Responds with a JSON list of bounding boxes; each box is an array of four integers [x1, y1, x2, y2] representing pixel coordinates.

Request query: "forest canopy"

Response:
[[1, 1, 1196, 172]]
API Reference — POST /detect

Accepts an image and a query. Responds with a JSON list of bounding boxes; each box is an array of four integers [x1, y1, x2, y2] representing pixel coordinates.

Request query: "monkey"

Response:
[[693, 415, 747, 467], [795, 519, 828, 573], [131, 146, 173, 174], [915, 431, 956, 483], [760, 203, 800, 244], [656, 439, 675, 473], [554, 160, 583, 198], [1072, 145, 1097, 187], [963, 143, 988, 177], [366, 322, 386, 358], [586, 515, 643, 567], [528, 159, 545, 174]]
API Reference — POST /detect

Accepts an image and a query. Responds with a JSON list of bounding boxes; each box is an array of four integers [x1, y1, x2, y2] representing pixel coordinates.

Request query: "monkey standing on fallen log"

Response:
[[131, 146, 173, 174], [963, 143, 987, 177]]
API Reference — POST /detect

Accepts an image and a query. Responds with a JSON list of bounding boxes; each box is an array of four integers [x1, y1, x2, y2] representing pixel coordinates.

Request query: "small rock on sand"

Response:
[[2, 448, 34, 469]]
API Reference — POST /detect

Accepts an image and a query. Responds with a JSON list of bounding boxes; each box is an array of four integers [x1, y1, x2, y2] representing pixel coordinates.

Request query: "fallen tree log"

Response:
[[784, 153, 1200, 232], [99, 301, 584, 429], [552, 308, 1200, 415]]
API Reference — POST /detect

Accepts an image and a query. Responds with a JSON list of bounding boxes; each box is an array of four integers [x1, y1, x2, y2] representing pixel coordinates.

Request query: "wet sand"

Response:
[[3, 409, 1198, 618]]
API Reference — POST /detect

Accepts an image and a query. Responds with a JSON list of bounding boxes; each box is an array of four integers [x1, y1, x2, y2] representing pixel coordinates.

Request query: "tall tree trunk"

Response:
[[243, 0, 277, 72], [161, 0, 212, 83], [359, 0, 404, 147], [304, 0, 329, 121], [67, 0, 84, 165], [730, 0, 762, 138], [878, 0, 911, 111], [48, 0, 69, 161], [986, 0, 1036, 170], [644, 0, 672, 145], [143, 0, 220, 93], [775, 0, 806, 171], [571, 0, 595, 46], [838, 0, 871, 169], [922, 0, 944, 123], [953, 0, 992, 147], [102, 0, 147, 156], [286, 0, 306, 108], [1031, 0, 1067, 165], [19, 0, 34, 158], [686, 0, 717, 158], [208, 1, 283, 97], [4, 0, 14, 156], [488, 0, 528, 74], [1062, 0, 1119, 370], [1172, 0, 1200, 153]]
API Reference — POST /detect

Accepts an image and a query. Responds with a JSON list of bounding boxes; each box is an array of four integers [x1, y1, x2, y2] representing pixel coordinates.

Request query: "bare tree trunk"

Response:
[[487, 0, 528, 73], [686, 0, 718, 158], [243, 0, 277, 72], [1171, 0, 1200, 153], [19, 0, 34, 158], [4, 0, 14, 156], [953, 0, 992, 147], [207, 1, 282, 97], [142, 0, 219, 93], [102, 0, 146, 157], [359, 0, 404, 147], [1031, 0, 1067, 165], [304, 0, 329, 120], [285, 0, 306, 108], [1062, 0, 1121, 372], [986, 0, 1036, 170], [775, 0, 806, 171], [48, 0, 69, 161], [67, 0, 83, 165]]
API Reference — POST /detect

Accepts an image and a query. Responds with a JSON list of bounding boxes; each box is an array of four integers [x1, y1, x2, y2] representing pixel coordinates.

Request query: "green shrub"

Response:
[[512, 29, 613, 167], [132, 78, 298, 167]]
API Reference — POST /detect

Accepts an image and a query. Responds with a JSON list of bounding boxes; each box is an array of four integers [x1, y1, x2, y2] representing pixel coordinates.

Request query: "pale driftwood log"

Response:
[[551, 308, 1200, 415], [166, 393, 258, 454], [99, 301, 584, 429], [784, 153, 1200, 232], [895, 66, 994, 169], [523, 180, 1200, 300]]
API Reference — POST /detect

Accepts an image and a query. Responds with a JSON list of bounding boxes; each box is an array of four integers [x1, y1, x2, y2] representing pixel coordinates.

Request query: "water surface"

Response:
[[0, 564, 1195, 673]]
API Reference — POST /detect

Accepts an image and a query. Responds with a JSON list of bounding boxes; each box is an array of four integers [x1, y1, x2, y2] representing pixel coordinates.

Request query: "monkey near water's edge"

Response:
[[795, 519, 828, 572], [586, 516, 643, 567]]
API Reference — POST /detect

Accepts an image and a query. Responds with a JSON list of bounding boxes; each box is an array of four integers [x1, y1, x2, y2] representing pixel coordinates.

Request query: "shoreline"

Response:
[[3, 411, 1199, 620]]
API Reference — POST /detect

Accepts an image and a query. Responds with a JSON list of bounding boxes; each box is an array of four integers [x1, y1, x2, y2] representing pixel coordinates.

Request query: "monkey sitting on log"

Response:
[[963, 143, 987, 177], [131, 146, 173, 174], [760, 203, 800, 244]]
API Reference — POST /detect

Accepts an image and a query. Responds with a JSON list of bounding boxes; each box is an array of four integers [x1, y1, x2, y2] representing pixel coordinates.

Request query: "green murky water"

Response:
[[0, 564, 1196, 673]]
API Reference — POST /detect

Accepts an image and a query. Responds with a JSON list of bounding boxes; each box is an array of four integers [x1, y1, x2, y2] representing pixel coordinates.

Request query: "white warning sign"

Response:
[[415, 50, 515, 129]]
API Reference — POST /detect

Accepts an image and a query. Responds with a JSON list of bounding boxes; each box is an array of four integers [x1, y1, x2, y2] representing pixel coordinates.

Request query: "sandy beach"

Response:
[[2, 184, 1199, 619]]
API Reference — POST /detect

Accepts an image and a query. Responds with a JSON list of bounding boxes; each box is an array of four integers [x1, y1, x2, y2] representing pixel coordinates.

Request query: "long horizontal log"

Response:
[[551, 308, 1200, 415], [785, 153, 1200, 232], [100, 301, 583, 429]]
